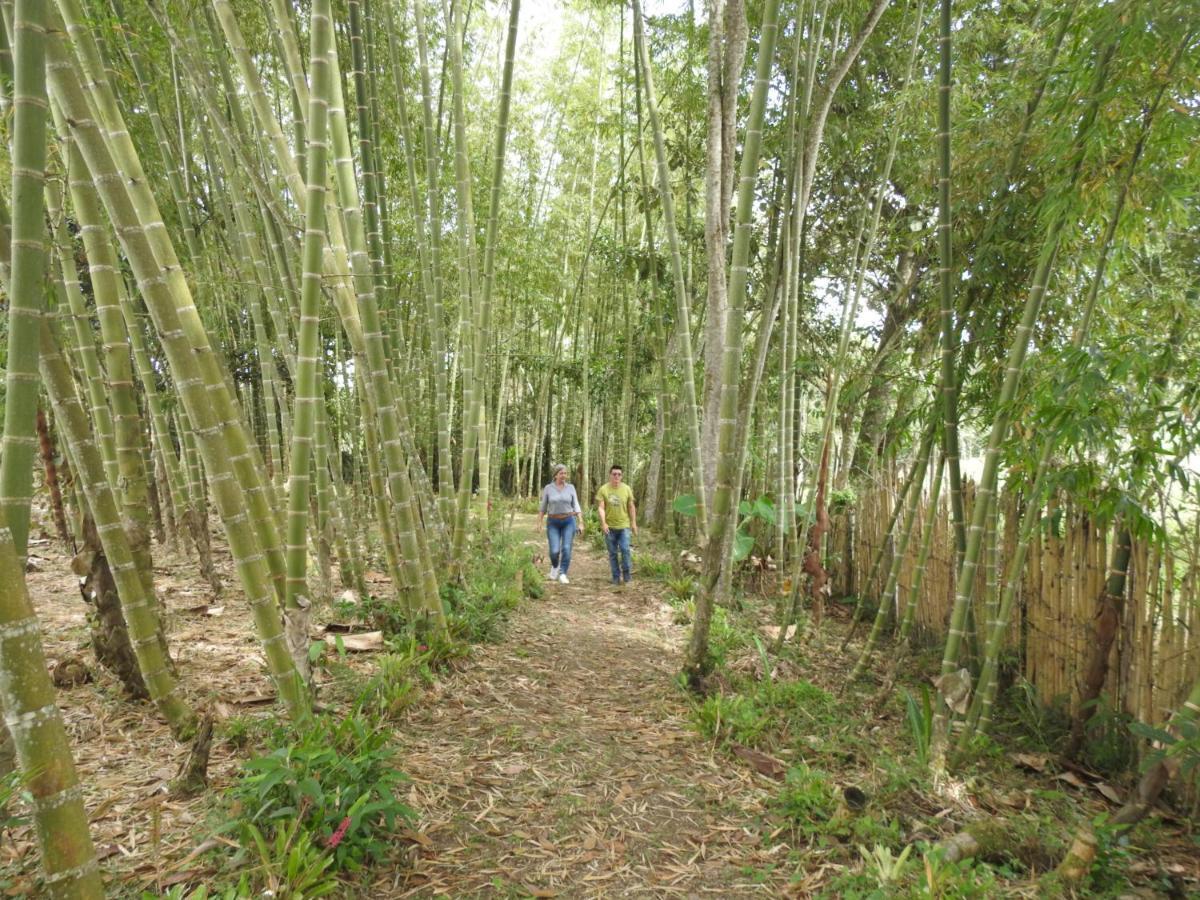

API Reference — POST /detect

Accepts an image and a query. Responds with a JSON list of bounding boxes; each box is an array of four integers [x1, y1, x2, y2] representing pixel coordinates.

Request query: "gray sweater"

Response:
[[540, 482, 581, 516]]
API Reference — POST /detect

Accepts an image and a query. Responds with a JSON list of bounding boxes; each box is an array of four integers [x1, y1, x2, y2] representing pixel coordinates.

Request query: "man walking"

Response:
[[596, 464, 637, 587]]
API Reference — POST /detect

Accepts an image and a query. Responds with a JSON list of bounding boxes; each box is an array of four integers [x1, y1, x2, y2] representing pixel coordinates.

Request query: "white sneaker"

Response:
[[549, 567, 559, 580], [558, 573, 569, 584]]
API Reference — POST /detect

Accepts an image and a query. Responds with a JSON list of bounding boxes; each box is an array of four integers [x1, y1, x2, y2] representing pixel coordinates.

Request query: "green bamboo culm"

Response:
[[321, 18, 445, 628], [0, 2, 103, 894], [685, 0, 783, 683], [38, 313, 198, 737], [632, 0, 709, 538], [452, 0, 522, 560], [60, 0, 290, 604], [0, 0, 48, 560], [402, 0, 456, 524], [935, 0, 965, 564], [930, 38, 1118, 775], [955, 30, 1189, 752], [285, 0, 334, 622], [45, 13, 309, 723]]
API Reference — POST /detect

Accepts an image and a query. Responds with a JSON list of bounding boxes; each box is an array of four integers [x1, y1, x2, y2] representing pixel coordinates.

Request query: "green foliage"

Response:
[[0, 770, 27, 894], [665, 576, 696, 603], [828, 487, 858, 516], [442, 529, 540, 642], [993, 677, 1070, 752], [917, 849, 1007, 898], [334, 592, 407, 637], [705, 604, 742, 668], [632, 551, 671, 580], [734, 496, 777, 563], [1129, 712, 1200, 788], [141, 881, 251, 900], [903, 685, 934, 767], [239, 815, 340, 898], [353, 654, 421, 720], [1075, 695, 1138, 775], [859, 842, 914, 887], [223, 713, 415, 872], [0, 768, 26, 833], [671, 494, 698, 518], [773, 765, 835, 831], [694, 693, 772, 747], [221, 716, 270, 753]]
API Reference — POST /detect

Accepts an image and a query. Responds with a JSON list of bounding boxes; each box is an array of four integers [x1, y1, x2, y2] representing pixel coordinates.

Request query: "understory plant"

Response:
[[223, 712, 415, 874]]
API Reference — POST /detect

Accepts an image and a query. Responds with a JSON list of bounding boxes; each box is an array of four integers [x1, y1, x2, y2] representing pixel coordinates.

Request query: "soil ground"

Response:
[[7, 511, 1199, 897], [387, 516, 792, 897], [10, 514, 794, 897]]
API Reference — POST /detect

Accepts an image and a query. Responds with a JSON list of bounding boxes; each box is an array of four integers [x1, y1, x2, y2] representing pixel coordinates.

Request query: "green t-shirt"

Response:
[[596, 482, 634, 529]]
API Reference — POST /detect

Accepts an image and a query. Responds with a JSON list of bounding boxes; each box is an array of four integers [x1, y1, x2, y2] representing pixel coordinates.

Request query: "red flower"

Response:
[[327, 816, 351, 849]]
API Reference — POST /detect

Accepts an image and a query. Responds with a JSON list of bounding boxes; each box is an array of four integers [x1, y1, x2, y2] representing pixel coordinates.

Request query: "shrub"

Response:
[[224, 713, 415, 873]]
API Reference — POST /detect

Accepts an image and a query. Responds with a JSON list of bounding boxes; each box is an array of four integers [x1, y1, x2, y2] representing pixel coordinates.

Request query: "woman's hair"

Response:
[[552, 463, 568, 476]]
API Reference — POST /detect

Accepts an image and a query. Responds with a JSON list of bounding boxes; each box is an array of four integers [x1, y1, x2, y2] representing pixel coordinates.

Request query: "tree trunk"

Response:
[[73, 515, 148, 699], [699, 0, 747, 506], [36, 407, 72, 548]]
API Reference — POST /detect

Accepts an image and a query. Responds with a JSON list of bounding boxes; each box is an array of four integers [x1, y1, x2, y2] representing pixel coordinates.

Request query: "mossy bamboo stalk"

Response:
[[61, 149, 157, 608], [406, 0, 456, 517], [0, 0, 49, 561], [112, 0, 202, 264], [450, 0, 521, 558], [322, 27, 445, 627], [59, 0, 289, 601], [47, 190, 119, 493]]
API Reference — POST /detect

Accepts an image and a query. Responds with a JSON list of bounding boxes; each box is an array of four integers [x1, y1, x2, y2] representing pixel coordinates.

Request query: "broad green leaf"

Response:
[[733, 529, 755, 562], [672, 494, 698, 517]]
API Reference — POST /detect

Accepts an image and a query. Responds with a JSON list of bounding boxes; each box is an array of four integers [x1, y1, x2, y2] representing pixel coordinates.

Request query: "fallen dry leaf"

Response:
[[1055, 771, 1088, 790], [1013, 752, 1050, 773], [336, 631, 384, 652], [732, 744, 788, 781]]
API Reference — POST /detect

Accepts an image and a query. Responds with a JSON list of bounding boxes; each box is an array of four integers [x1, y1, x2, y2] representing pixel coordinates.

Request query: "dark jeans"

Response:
[[604, 528, 632, 582], [546, 517, 577, 575]]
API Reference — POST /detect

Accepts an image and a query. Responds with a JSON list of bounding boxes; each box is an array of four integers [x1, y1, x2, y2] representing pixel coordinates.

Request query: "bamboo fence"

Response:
[[833, 478, 1200, 734]]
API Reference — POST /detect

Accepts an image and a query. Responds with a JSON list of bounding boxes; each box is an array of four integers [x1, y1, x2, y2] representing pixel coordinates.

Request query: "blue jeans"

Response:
[[546, 517, 577, 575], [604, 528, 632, 582]]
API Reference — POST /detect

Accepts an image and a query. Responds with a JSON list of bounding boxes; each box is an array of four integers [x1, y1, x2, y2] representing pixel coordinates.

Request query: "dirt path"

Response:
[[385, 517, 794, 897]]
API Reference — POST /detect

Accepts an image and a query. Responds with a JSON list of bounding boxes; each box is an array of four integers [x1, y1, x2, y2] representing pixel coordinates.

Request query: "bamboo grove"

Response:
[[0, 0, 1197, 890]]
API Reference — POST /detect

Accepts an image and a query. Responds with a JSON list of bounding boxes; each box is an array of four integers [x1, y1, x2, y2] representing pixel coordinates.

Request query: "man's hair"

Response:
[[609, 464, 623, 474]]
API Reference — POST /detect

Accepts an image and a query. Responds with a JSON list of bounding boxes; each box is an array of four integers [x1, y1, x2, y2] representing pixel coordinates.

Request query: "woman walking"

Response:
[[539, 464, 584, 584]]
